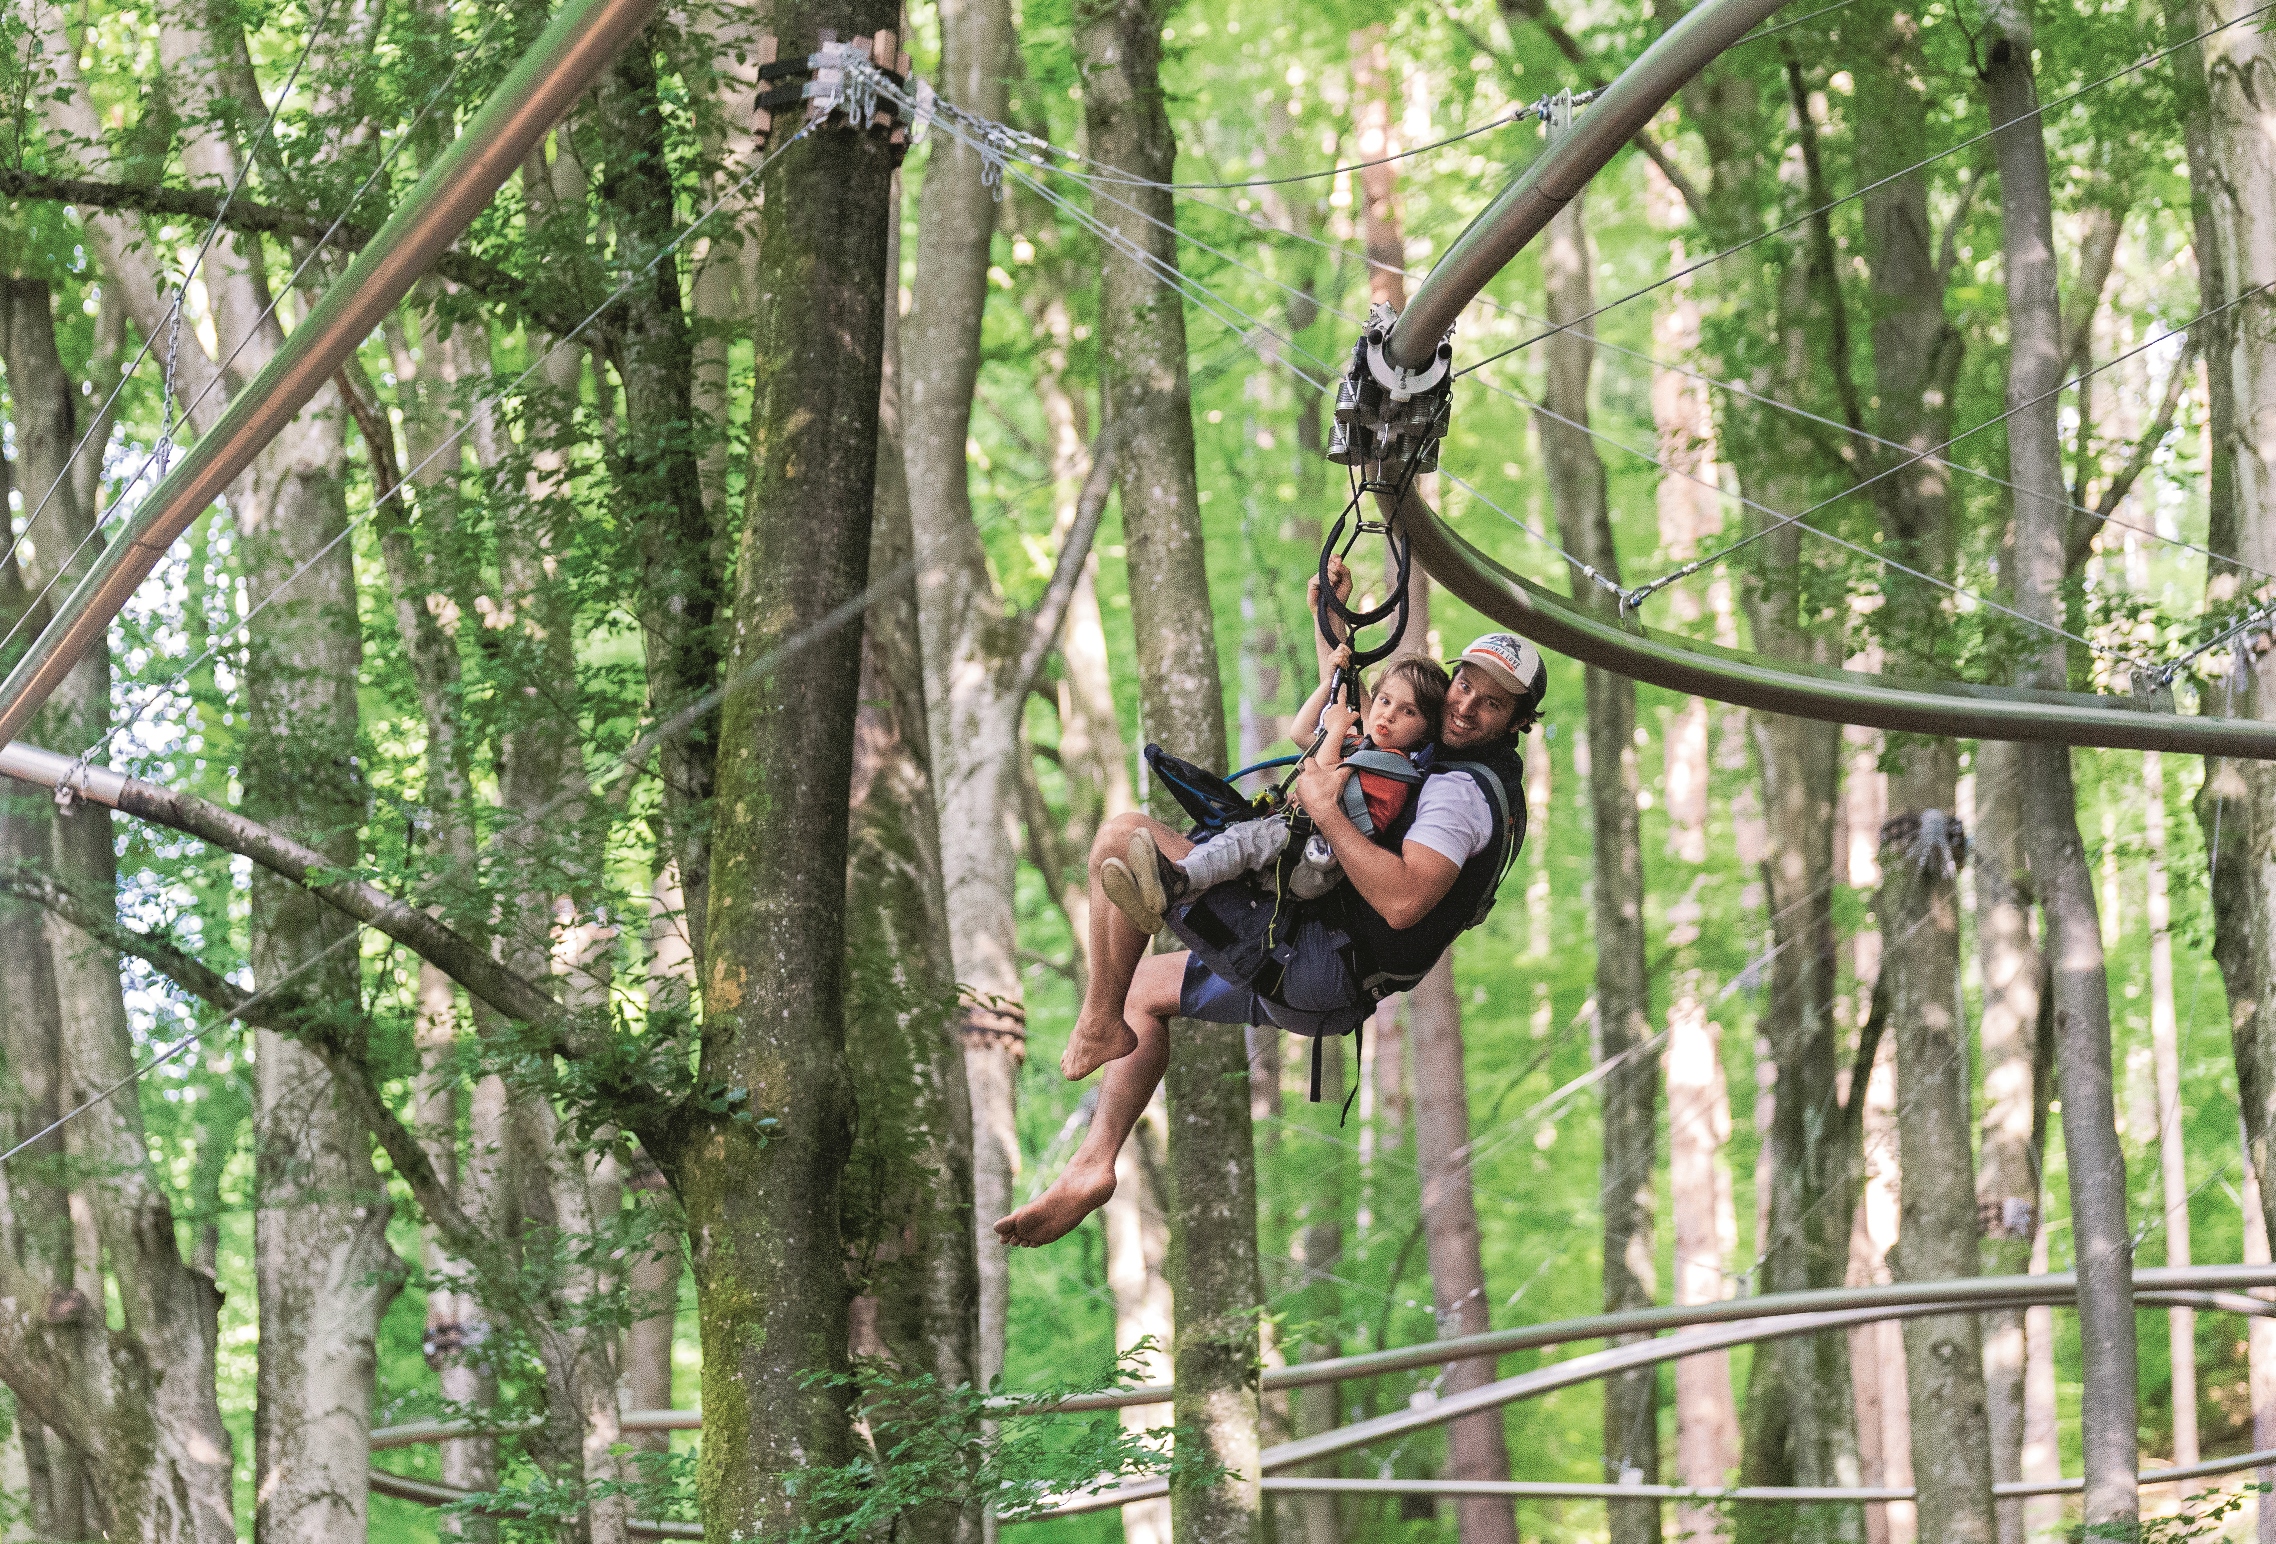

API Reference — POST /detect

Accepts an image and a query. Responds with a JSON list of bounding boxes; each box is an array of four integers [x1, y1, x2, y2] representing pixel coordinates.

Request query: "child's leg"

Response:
[[1064, 812, 1196, 1080], [999, 951, 1186, 1247]]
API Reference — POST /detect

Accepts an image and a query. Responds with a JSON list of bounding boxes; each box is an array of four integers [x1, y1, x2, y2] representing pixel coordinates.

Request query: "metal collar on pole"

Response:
[[0, 0, 662, 749]]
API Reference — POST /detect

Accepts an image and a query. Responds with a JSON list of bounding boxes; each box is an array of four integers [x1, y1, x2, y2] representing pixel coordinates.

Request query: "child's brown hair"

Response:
[[1368, 654, 1452, 742]]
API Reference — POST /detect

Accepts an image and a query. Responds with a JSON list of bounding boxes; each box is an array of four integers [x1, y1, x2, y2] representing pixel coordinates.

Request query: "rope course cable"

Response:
[[75, 119, 817, 776], [0, 0, 353, 633], [1450, 0, 2276, 382], [0, 0, 515, 676]]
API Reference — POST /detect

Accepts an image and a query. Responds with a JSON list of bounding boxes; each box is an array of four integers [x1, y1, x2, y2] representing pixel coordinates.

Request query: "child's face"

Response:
[[1366, 675, 1431, 752]]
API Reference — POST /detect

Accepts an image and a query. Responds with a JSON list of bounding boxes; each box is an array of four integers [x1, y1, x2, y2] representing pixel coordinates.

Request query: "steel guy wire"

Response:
[[1621, 282, 2276, 629], [1452, 0, 2276, 383], [1729, 0, 1864, 47], [79, 122, 816, 775], [0, 0, 514, 680], [1057, 98, 1565, 192], [1030, 121, 2262, 624], [1136, 165, 2275, 596], [0, 0, 351, 638], [4, 547, 920, 1172], [1466, 374, 2127, 663]]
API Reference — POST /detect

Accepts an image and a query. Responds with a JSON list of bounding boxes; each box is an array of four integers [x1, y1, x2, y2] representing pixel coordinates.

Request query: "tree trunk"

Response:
[[844, 207, 985, 1544], [2143, 751, 2198, 1465], [1668, 977, 1738, 1543], [2244, 1147, 2276, 1543], [0, 458, 91, 1544], [1973, 740, 2040, 1544], [1074, 2, 1255, 1537], [1875, 803, 1993, 1544], [1535, 165, 1660, 1542], [677, 24, 898, 1529], [237, 376, 399, 1544], [1292, 1035, 1345, 1544], [1983, 0, 2138, 1523], [593, 27, 727, 983], [0, 273, 237, 1544], [1411, 957, 1520, 1544], [1106, 1096, 1175, 1544], [1845, 8, 1995, 1529], [900, 0, 1025, 1398], [2183, 7, 2276, 1511]]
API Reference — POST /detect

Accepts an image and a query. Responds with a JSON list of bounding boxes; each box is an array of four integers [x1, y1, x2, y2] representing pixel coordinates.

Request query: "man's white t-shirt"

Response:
[[1401, 774, 1496, 867]]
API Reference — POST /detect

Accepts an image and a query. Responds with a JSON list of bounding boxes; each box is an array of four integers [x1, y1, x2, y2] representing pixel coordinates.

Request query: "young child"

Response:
[[1102, 647, 1450, 930]]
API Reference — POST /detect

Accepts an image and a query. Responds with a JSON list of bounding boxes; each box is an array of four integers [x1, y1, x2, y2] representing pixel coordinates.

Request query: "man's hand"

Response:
[[1307, 556, 1354, 614], [1294, 752, 1355, 821]]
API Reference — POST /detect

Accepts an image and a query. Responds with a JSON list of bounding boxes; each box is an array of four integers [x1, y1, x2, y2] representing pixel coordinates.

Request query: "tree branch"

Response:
[[0, 862, 497, 1258], [2065, 341, 2196, 572], [0, 167, 582, 335], [1009, 423, 1121, 704]]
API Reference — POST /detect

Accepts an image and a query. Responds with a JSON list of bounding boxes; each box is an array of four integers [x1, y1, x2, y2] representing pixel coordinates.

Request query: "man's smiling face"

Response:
[[1443, 665, 1519, 747]]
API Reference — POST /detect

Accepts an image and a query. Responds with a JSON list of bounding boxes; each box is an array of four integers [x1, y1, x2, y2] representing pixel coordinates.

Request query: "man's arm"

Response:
[[1292, 759, 1461, 929]]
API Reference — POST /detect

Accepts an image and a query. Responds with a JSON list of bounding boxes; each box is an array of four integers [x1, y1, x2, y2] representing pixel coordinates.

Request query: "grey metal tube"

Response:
[[1385, 0, 1792, 366], [1398, 485, 2276, 756], [0, 0, 661, 749]]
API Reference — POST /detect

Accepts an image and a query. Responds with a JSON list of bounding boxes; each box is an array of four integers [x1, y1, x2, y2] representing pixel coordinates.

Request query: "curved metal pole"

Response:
[[0, 0, 661, 749], [1384, 0, 1793, 366], [1396, 484, 2276, 755], [365, 1265, 2276, 1451]]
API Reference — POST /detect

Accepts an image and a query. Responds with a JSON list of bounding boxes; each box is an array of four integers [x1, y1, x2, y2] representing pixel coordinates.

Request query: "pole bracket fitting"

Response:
[[1327, 301, 1456, 475], [751, 30, 914, 155]]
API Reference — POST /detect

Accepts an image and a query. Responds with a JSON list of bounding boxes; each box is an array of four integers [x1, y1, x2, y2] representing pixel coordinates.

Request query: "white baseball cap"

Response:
[[1454, 632, 1548, 717]]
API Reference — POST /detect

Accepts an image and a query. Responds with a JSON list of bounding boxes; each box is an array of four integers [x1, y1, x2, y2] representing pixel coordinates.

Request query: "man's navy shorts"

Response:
[[1178, 952, 1262, 1025]]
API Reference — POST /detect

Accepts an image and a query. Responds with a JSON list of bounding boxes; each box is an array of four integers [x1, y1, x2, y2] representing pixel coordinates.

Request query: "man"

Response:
[[995, 616, 1545, 1247]]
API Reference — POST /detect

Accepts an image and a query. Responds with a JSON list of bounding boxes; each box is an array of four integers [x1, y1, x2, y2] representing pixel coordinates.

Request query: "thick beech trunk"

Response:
[[1074, 2, 1255, 1537], [1984, 1, 2138, 1524], [1412, 958, 1520, 1544], [2182, 14, 2276, 1521], [1537, 175, 1660, 1539], [677, 22, 898, 1529], [1848, 12, 1994, 1533], [899, 0, 1025, 1395]]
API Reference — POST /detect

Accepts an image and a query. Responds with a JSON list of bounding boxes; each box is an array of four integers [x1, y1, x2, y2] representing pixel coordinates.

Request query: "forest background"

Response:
[[0, 0, 2270, 1537]]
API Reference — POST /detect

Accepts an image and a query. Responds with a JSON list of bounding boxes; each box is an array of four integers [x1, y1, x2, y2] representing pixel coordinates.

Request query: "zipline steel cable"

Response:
[[0, 0, 522, 684], [0, 0, 667, 751]]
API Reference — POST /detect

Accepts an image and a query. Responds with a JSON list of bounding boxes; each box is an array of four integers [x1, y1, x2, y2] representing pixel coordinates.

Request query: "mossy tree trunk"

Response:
[[675, 10, 898, 1529]]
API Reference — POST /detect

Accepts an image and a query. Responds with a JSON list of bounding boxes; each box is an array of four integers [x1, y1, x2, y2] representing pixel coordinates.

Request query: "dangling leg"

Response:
[[1000, 951, 1188, 1246], [1063, 811, 1196, 1079]]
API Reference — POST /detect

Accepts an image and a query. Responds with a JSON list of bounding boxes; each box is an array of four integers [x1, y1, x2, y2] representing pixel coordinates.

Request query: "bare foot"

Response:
[[1060, 1010, 1139, 1080], [995, 1159, 1117, 1247]]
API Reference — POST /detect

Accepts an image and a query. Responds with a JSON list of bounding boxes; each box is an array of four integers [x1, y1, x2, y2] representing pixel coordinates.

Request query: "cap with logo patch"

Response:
[[1452, 632, 1548, 720]]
